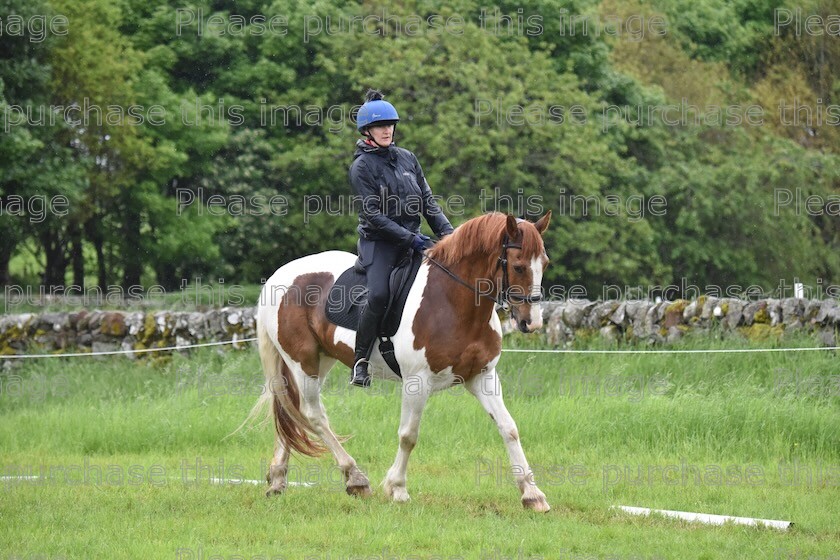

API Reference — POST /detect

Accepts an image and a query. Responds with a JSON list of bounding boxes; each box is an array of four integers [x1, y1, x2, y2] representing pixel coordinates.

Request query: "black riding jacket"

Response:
[[349, 139, 454, 245]]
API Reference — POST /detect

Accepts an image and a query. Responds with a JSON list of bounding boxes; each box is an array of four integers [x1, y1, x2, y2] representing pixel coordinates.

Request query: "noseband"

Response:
[[424, 234, 543, 309]]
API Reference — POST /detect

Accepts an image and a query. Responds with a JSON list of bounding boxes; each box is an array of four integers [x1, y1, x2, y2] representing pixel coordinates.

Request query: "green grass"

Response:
[[1, 338, 839, 559]]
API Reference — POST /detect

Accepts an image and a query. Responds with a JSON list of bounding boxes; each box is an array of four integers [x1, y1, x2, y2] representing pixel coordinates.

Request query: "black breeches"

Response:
[[358, 238, 405, 314]]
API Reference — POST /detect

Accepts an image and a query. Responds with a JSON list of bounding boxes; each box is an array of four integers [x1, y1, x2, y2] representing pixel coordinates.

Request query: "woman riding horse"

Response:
[[349, 89, 455, 388], [252, 210, 552, 510]]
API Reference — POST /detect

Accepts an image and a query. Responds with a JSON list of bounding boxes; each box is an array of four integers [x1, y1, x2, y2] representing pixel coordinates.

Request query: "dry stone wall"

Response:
[[1, 298, 838, 364]]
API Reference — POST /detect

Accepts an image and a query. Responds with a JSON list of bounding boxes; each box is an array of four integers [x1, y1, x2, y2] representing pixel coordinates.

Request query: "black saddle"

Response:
[[325, 249, 423, 336], [325, 250, 424, 376]]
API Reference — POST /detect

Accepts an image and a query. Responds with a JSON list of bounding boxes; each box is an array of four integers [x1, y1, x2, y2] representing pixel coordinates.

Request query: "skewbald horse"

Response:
[[249, 211, 552, 511]]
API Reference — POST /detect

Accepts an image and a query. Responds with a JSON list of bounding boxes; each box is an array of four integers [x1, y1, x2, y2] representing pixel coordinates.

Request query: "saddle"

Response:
[[325, 249, 424, 377]]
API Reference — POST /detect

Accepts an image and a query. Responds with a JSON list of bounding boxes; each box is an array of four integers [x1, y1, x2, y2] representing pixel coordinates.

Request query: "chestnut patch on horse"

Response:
[[276, 271, 353, 375], [412, 271, 501, 381]]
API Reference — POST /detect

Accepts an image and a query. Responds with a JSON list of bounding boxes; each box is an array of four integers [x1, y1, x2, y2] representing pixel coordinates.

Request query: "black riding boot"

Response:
[[350, 304, 385, 388]]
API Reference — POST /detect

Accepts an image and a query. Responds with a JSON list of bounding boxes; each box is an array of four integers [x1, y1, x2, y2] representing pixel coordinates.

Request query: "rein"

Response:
[[423, 234, 543, 309]]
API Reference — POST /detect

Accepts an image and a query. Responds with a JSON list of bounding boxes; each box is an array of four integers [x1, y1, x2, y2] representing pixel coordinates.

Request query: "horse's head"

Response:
[[498, 212, 551, 333], [426, 211, 552, 333]]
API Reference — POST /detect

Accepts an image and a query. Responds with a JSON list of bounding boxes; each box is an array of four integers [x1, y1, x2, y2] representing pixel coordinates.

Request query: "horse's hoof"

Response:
[[391, 489, 410, 503], [346, 484, 372, 498], [265, 483, 286, 497], [384, 483, 410, 503], [522, 496, 551, 513]]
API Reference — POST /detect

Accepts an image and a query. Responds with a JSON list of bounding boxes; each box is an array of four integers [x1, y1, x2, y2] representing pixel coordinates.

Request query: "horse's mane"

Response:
[[427, 213, 545, 272]]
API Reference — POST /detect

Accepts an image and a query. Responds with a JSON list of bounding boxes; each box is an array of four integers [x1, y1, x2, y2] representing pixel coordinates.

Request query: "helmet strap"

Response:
[[362, 125, 396, 149]]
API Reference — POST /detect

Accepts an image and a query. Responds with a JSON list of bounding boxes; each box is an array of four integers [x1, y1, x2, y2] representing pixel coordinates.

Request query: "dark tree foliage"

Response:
[[1, 0, 837, 299]]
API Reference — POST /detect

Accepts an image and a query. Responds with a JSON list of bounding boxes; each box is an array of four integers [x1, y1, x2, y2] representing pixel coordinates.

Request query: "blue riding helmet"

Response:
[[356, 99, 400, 131]]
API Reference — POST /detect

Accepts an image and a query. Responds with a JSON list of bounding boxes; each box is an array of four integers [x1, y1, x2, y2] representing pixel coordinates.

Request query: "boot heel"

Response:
[[350, 358, 371, 388]]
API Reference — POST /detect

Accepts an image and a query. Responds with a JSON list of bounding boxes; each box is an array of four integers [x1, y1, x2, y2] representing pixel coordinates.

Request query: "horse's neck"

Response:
[[436, 256, 500, 319]]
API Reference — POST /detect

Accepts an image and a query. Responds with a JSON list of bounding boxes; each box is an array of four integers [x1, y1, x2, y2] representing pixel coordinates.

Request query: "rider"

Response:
[[348, 89, 455, 388]]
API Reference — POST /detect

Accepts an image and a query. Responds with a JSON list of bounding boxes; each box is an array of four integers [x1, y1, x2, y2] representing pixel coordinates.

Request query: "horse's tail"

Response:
[[235, 319, 327, 457]]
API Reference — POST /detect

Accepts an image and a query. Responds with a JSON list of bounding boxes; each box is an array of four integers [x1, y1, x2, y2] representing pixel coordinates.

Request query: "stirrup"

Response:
[[350, 358, 371, 388]]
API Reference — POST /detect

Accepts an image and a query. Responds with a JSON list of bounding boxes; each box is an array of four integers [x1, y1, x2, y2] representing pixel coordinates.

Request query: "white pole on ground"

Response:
[[612, 505, 793, 531]]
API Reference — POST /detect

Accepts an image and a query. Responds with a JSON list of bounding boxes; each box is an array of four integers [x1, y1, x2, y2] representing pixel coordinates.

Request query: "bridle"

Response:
[[497, 234, 544, 307], [424, 233, 543, 310]]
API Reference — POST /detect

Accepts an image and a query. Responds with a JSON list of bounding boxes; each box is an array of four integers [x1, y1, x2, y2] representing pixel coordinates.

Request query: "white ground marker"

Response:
[[0, 475, 313, 488], [612, 505, 793, 530]]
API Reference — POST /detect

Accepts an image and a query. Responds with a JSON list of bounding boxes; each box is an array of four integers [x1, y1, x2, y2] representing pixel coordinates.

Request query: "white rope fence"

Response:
[[0, 337, 837, 359], [503, 346, 840, 354]]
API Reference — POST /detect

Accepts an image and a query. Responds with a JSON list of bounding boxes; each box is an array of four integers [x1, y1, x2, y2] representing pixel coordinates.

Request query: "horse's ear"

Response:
[[505, 214, 519, 239], [534, 210, 552, 235]]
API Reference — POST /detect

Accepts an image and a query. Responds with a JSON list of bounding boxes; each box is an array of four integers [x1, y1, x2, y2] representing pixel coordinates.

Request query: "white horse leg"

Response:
[[383, 375, 430, 502], [295, 358, 371, 497], [467, 368, 550, 512], [266, 436, 291, 496]]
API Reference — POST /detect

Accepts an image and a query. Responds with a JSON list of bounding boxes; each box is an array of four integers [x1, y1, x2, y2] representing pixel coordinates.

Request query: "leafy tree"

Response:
[[0, 0, 88, 287], [1, 0, 838, 300]]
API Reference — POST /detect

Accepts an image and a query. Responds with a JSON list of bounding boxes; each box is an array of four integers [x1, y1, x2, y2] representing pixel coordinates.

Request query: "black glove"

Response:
[[411, 234, 431, 252]]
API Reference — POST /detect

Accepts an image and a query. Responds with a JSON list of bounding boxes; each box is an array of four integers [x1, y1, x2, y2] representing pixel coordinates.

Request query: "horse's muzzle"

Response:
[[511, 307, 543, 333], [513, 317, 542, 333]]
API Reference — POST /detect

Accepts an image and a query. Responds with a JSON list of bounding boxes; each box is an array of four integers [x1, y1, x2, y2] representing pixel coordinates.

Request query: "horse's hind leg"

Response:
[[257, 327, 292, 496], [266, 436, 291, 496], [296, 356, 371, 497], [466, 368, 550, 512]]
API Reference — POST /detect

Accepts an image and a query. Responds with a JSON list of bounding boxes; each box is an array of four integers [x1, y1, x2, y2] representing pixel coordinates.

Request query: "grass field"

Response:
[[1, 336, 839, 560]]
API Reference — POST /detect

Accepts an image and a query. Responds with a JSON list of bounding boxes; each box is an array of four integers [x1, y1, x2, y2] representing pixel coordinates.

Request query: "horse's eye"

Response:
[[513, 265, 526, 274]]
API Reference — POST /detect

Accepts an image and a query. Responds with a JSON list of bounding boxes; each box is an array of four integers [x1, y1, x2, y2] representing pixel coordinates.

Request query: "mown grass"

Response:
[[1, 336, 838, 560]]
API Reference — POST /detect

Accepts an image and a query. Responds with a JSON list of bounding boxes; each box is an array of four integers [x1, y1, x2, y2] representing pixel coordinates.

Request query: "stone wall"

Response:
[[0, 298, 838, 363], [540, 298, 839, 347], [0, 308, 256, 359]]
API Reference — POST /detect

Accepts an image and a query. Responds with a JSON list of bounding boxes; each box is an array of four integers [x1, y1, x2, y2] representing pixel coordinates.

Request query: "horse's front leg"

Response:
[[467, 368, 550, 512], [383, 374, 431, 502]]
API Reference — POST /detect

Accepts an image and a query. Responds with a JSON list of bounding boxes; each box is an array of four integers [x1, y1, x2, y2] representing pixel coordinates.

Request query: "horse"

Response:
[[247, 211, 552, 512]]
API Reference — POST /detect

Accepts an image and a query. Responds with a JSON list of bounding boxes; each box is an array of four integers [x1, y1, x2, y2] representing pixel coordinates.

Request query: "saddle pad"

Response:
[[325, 251, 424, 337]]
